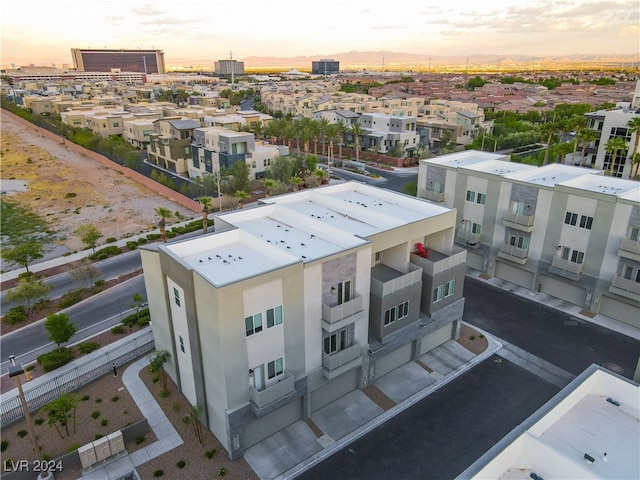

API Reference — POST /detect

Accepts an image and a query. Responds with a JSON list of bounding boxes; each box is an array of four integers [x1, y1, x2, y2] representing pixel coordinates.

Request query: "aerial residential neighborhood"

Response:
[[1, 2, 640, 478]]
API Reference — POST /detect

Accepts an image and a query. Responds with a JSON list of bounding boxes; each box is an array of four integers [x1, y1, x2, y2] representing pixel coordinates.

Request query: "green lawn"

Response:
[[0, 199, 54, 246]]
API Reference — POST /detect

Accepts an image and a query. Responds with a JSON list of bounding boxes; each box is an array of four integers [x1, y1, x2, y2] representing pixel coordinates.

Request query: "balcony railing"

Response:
[[497, 243, 529, 264], [370, 263, 422, 298], [503, 211, 535, 232], [618, 237, 640, 260], [456, 230, 481, 245], [609, 275, 640, 301], [322, 342, 362, 378], [322, 295, 363, 325], [250, 370, 295, 411], [549, 256, 584, 279], [423, 190, 444, 203], [411, 247, 466, 276]]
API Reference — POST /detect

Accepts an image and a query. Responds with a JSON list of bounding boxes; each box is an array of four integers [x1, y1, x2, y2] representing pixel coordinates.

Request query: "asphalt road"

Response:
[[299, 356, 560, 480]]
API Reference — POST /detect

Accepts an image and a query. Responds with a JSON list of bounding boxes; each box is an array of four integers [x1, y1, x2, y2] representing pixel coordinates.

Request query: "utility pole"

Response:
[[8, 355, 41, 461]]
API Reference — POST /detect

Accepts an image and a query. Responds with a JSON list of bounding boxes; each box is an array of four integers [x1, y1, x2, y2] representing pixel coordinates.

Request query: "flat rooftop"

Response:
[[166, 182, 454, 287], [461, 365, 640, 480], [461, 159, 534, 177], [421, 150, 509, 168], [507, 163, 601, 188], [559, 174, 640, 197]]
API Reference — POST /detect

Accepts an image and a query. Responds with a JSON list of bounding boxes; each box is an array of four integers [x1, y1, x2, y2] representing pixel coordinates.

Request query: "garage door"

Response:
[[600, 296, 639, 328], [466, 251, 485, 271], [539, 275, 586, 306], [374, 343, 412, 379], [419, 323, 453, 356], [310, 368, 358, 412], [495, 261, 534, 289]]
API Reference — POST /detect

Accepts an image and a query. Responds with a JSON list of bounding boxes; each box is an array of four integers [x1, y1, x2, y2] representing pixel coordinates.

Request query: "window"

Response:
[[384, 306, 397, 326], [463, 221, 482, 234], [466, 190, 476, 202], [179, 335, 185, 353], [508, 235, 529, 249], [245, 312, 263, 336], [561, 246, 570, 260], [564, 212, 578, 226], [173, 287, 181, 307], [266, 305, 283, 328], [433, 285, 444, 303], [267, 357, 284, 379], [630, 226, 640, 241], [324, 329, 350, 354], [579, 215, 593, 230], [622, 264, 634, 280], [570, 250, 585, 264], [476, 193, 486, 205], [374, 252, 382, 264], [337, 280, 352, 305], [444, 280, 456, 297], [113, 122, 120, 128], [398, 301, 410, 320], [433, 181, 443, 194]]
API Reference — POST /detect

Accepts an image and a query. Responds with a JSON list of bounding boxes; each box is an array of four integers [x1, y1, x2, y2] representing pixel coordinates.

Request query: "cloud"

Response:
[[131, 5, 166, 16]]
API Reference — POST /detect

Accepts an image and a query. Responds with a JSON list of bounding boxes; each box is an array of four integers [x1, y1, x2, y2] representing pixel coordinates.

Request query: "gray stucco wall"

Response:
[[369, 282, 422, 340]]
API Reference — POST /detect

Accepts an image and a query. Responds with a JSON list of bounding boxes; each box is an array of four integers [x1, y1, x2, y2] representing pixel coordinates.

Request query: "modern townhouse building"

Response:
[[147, 117, 200, 174], [85, 111, 136, 137], [417, 100, 493, 148], [418, 151, 640, 328], [358, 113, 420, 156], [123, 119, 156, 149], [583, 106, 639, 178], [189, 126, 286, 180], [202, 110, 272, 132], [139, 181, 466, 459], [311, 109, 361, 126]]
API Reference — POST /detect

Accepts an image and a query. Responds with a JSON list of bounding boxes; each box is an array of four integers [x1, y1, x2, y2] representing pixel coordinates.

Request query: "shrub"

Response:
[[135, 435, 145, 445], [217, 467, 228, 477], [111, 395, 120, 402], [66, 443, 80, 453], [160, 389, 169, 398], [91, 411, 100, 419], [17, 430, 28, 438], [42, 454, 50, 461], [1, 440, 8, 452], [111, 325, 126, 334], [37, 348, 75, 372], [77, 342, 100, 354], [81, 395, 90, 401], [64, 192, 77, 198], [95, 434, 103, 440], [94, 279, 106, 287], [171, 401, 180, 411], [152, 375, 160, 383], [205, 448, 217, 459], [35, 418, 44, 425], [95, 398, 102, 403], [3, 306, 27, 325], [153, 470, 164, 477], [59, 289, 84, 308], [126, 241, 138, 250], [146, 233, 161, 241], [176, 460, 186, 469], [137, 316, 150, 327], [100, 419, 108, 427], [105, 237, 117, 243], [25, 365, 35, 372], [92, 245, 121, 260], [469, 335, 476, 341]]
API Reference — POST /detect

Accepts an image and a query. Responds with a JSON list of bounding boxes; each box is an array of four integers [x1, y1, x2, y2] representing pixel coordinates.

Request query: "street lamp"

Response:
[[8, 355, 41, 460]]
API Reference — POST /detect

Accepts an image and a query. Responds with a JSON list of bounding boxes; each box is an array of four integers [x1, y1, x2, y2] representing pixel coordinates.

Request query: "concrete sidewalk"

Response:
[[244, 330, 501, 480]]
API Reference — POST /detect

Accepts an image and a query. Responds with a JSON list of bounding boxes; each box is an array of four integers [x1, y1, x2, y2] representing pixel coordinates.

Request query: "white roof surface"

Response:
[[461, 159, 534, 177], [166, 182, 453, 287], [462, 366, 640, 480], [422, 150, 509, 168], [559, 174, 640, 197], [506, 163, 601, 187]]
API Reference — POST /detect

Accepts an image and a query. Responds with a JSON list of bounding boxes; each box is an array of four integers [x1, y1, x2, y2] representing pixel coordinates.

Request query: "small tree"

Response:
[[2, 240, 44, 273], [69, 257, 100, 289], [5, 277, 51, 314], [182, 404, 205, 445], [43, 393, 79, 438], [234, 190, 250, 208], [148, 350, 171, 389], [131, 293, 145, 321], [44, 313, 77, 352], [75, 224, 102, 254], [199, 196, 213, 235], [154, 207, 174, 243]]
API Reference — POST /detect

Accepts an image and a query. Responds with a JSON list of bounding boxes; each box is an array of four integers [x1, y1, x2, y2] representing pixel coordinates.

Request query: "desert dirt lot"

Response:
[[0, 113, 196, 264]]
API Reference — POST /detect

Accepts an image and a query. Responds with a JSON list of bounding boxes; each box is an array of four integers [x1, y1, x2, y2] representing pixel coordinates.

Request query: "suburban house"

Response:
[[146, 117, 200, 174], [417, 150, 640, 328], [357, 113, 420, 156], [189, 126, 287, 180], [139, 181, 466, 459]]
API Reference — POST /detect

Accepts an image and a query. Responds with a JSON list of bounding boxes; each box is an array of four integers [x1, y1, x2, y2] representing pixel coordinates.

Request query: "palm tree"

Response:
[[292, 118, 303, 154], [235, 190, 250, 208], [290, 176, 304, 191], [626, 117, 640, 178], [540, 121, 558, 165], [199, 196, 213, 234], [576, 128, 597, 167], [318, 118, 330, 155], [310, 119, 321, 155], [154, 207, 173, 243], [262, 178, 276, 197], [315, 168, 327, 185], [604, 136, 628, 176], [349, 123, 364, 162], [335, 120, 346, 159], [630, 152, 640, 179]]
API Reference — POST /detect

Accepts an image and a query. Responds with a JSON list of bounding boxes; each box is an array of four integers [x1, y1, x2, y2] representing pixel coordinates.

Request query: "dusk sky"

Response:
[[2, 0, 638, 67]]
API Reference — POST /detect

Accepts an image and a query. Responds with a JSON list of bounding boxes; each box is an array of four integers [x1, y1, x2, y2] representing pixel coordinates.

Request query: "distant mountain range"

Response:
[[227, 51, 640, 71]]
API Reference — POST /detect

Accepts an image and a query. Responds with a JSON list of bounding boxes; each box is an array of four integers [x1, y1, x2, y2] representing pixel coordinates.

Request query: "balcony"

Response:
[[322, 342, 362, 380], [609, 275, 640, 302], [411, 247, 466, 276], [618, 237, 640, 262], [502, 211, 535, 233], [548, 257, 584, 281], [250, 370, 295, 415], [423, 190, 444, 203], [456, 230, 481, 246], [371, 263, 422, 298], [497, 243, 529, 265], [322, 295, 364, 332]]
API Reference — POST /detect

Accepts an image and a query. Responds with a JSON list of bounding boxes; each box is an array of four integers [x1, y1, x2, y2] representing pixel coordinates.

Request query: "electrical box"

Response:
[[78, 443, 97, 469], [93, 436, 112, 462], [107, 430, 125, 456]]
